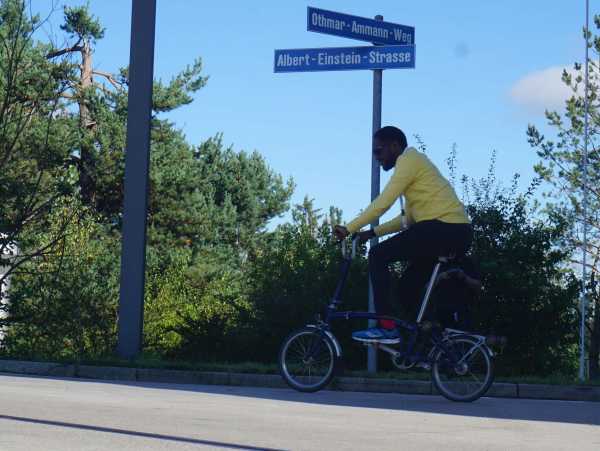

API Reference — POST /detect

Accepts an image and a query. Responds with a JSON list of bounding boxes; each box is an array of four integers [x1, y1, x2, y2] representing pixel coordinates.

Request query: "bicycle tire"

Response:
[[431, 335, 494, 402], [279, 327, 338, 393]]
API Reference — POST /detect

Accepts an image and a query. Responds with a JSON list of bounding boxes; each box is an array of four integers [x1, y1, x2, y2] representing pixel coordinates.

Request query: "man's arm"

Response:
[[373, 214, 404, 237], [374, 201, 415, 237], [344, 153, 417, 234]]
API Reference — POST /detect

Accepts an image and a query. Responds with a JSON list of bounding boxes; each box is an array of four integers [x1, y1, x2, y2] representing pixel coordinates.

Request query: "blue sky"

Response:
[[32, 0, 593, 227]]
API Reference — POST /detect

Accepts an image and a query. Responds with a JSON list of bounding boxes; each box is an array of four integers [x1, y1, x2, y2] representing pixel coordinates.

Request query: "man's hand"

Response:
[[355, 229, 376, 243], [333, 225, 349, 241]]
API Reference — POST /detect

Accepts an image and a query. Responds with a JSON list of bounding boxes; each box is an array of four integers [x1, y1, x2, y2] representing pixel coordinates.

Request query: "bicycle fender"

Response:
[[306, 325, 343, 358], [433, 333, 495, 359], [460, 334, 495, 358]]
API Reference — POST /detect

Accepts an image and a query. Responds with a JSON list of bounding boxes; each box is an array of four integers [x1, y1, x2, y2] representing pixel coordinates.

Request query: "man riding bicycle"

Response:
[[334, 126, 472, 344]]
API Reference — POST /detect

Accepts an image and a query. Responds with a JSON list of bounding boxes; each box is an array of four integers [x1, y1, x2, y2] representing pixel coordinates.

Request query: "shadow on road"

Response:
[[3, 373, 599, 427], [0, 414, 287, 451], [136, 382, 600, 426]]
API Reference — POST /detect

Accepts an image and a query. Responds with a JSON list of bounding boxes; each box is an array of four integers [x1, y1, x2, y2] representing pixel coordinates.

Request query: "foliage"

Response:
[[249, 198, 373, 367], [147, 134, 294, 269], [61, 4, 105, 42], [526, 17, 600, 377], [1, 1, 294, 365], [0, 0, 78, 291], [2, 200, 120, 360], [143, 249, 257, 361], [460, 158, 579, 375]]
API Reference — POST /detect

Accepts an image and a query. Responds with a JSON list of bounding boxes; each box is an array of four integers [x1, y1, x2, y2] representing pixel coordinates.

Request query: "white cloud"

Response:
[[509, 66, 576, 114]]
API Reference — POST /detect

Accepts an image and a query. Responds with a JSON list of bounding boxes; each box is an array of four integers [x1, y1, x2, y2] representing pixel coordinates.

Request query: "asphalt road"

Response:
[[0, 373, 599, 450]]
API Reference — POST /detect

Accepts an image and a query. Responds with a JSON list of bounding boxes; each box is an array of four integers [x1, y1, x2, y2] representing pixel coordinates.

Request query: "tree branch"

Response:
[[0, 205, 78, 288], [46, 40, 83, 59], [570, 258, 600, 272], [92, 70, 124, 91]]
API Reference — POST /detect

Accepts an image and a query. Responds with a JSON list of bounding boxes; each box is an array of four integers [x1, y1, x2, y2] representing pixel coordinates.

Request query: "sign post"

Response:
[[275, 7, 415, 372], [368, 14, 384, 373]]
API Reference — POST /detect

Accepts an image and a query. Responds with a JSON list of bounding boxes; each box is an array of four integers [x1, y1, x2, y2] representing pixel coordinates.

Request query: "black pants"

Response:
[[368, 220, 473, 320]]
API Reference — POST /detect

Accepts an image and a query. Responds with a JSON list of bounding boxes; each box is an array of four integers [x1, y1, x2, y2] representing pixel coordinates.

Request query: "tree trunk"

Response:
[[78, 40, 96, 206], [79, 41, 93, 126]]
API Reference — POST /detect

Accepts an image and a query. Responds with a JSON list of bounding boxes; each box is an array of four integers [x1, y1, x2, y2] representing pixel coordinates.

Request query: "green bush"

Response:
[[143, 250, 257, 361], [466, 177, 579, 375], [3, 203, 120, 360], [249, 199, 372, 368]]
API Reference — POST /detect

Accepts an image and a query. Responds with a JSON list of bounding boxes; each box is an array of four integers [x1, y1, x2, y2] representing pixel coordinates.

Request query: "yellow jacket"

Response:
[[345, 147, 469, 236]]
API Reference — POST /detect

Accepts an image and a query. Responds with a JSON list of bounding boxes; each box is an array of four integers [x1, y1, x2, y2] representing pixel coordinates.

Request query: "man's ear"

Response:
[[392, 141, 403, 154]]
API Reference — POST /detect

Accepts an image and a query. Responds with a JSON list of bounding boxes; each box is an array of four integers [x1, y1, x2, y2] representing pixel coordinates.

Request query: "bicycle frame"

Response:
[[281, 238, 497, 400], [312, 237, 482, 364], [323, 237, 447, 327]]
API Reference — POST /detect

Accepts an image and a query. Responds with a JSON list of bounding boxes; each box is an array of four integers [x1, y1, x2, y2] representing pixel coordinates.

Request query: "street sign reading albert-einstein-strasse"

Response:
[[306, 6, 414, 45], [274, 45, 415, 73]]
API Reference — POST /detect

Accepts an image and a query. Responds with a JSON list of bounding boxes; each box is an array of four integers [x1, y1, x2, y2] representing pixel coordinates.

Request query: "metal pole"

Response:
[[117, 0, 157, 359], [368, 14, 384, 373], [580, 0, 589, 381]]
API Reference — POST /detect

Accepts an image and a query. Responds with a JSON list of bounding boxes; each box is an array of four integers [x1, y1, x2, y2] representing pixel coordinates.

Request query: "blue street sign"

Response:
[[307, 7, 414, 46], [274, 45, 415, 73]]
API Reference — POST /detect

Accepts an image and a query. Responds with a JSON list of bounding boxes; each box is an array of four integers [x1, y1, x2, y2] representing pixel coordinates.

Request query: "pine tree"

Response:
[[0, 0, 77, 292]]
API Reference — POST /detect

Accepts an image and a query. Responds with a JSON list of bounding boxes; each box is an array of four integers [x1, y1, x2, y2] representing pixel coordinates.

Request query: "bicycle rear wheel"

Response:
[[431, 335, 494, 402], [279, 327, 338, 392]]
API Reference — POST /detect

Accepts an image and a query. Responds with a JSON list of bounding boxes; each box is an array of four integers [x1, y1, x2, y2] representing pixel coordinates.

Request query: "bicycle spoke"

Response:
[[297, 335, 309, 355], [467, 371, 481, 384], [288, 345, 306, 360], [459, 344, 480, 365]]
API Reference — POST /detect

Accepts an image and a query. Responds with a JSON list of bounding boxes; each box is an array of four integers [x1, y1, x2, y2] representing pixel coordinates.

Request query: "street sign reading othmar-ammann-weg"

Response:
[[306, 6, 414, 46]]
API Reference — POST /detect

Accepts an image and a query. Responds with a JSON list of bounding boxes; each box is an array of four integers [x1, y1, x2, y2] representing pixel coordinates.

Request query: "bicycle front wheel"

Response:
[[431, 335, 494, 402], [279, 327, 338, 392]]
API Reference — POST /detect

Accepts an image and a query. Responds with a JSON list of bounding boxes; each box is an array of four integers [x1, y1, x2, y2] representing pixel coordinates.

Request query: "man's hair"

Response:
[[374, 126, 407, 150]]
